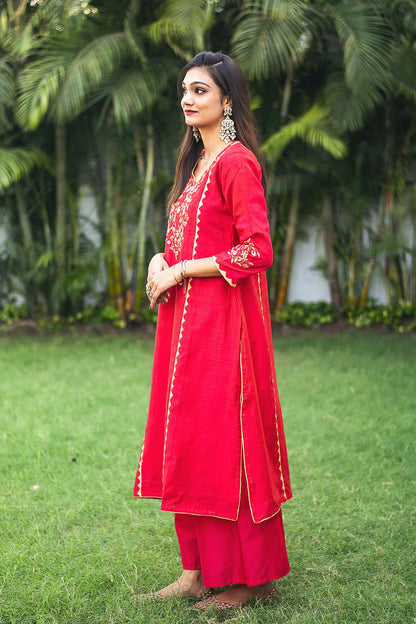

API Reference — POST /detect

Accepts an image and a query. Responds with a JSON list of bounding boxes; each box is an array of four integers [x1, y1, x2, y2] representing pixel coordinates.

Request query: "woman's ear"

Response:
[[223, 95, 232, 108]]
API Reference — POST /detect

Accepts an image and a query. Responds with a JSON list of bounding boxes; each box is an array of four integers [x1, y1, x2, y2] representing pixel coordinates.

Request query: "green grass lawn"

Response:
[[0, 330, 415, 624]]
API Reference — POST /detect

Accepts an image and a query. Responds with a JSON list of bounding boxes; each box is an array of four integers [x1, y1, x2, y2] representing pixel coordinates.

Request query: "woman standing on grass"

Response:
[[133, 51, 292, 611]]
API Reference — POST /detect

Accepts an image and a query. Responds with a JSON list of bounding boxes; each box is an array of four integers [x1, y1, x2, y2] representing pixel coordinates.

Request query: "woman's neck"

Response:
[[199, 127, 226, 159]]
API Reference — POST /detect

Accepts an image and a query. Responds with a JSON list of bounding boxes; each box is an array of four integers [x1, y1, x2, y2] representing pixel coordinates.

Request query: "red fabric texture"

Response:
[[174, 477, 290, 587], [134, 141, 292, 523]]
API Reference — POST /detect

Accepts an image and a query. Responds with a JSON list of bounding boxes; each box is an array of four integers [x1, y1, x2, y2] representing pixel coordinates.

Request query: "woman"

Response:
[[134, 51, 292, 610]]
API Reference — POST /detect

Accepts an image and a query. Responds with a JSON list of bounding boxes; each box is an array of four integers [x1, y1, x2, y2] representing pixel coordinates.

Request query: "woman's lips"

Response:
[[184, 110, 197, 116]]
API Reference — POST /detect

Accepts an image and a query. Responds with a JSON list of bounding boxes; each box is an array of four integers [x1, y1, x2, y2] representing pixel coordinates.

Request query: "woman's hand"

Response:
[[148, 252, 169, 279], [148, 253, 170, 304], [145, 253, 171, 306], [147, 264, 181, 309]]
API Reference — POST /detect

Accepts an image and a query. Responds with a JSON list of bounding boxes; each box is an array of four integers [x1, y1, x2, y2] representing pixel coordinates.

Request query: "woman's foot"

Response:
[[195, 581, 276, 610], [134, 569, 209, 601]]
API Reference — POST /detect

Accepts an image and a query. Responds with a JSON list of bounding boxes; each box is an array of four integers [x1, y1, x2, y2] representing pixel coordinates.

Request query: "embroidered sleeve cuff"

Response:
[[213, 256, 237, 287]]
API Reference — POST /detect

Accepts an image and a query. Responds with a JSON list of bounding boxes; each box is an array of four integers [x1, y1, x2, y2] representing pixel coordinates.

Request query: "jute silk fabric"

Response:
[[134, 142, 292, 523]]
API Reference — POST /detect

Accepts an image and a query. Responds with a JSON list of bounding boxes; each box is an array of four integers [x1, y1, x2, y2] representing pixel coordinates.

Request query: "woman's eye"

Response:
[[195, 88, 206, 94]]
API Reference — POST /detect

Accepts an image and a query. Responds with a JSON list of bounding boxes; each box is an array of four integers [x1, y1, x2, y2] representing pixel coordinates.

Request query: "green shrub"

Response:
[[274, 301, 337, 327], [274, 299, 416, 331], [0, 302, 30, 325], [346, 299, 416, 332]]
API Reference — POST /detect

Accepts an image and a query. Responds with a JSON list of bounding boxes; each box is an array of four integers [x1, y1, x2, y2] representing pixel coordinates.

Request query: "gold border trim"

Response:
[[213, 256, 237, 286], [162, 278, 193, 479], [259, 271, 288, 501]]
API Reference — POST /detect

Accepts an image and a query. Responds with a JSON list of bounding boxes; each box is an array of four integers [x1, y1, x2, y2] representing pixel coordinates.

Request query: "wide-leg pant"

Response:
[[174, 478, 290, 588]]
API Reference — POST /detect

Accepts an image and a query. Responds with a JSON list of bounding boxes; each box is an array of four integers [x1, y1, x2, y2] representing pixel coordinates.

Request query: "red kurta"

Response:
[[134, 141, 292, 523]]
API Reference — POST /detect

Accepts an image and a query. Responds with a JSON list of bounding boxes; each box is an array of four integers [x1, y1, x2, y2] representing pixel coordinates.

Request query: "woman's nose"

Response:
[[182, 93, 193, 107]]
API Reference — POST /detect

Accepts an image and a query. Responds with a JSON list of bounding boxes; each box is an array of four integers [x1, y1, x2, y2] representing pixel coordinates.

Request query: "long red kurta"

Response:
[[134, 141, 292, 523]]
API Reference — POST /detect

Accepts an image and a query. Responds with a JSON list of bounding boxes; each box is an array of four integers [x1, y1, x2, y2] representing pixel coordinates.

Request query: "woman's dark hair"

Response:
[[167, 51, 266, 212]]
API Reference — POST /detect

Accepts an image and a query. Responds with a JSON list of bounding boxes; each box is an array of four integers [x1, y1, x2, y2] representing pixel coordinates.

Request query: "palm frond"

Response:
[[2, 14, 35, 58], [232, 13, 306, 78], [16, 30, 134, 128], [325, 1, 396, 94], [242, 0, 307, 21], [56, 32, 137, 122], [0, 147, 46, 190], [16, 30, 88, 129], [268, 172, 311, 195], [392, 43, 416, 102], [147, 0, 214, 56], [263, 104, 347, 162], [324, 71, 384, 132], [110, 62, 177, 125], [123, 0, 147, 63], [0, 55, 16, 131]]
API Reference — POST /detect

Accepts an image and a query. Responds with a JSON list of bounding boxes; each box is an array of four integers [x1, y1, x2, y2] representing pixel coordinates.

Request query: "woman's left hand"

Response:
[[147, 265, 180, 309]]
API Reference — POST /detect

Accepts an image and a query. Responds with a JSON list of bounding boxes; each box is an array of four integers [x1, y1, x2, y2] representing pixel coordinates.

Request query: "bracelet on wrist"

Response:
[[173, 265, 182, 284]]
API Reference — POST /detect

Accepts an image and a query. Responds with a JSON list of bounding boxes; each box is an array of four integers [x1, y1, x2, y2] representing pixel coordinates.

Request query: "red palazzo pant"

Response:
[[174, 478, 290, 588]]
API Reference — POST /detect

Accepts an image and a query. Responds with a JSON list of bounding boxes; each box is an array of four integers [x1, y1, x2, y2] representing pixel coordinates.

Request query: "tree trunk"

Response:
[[347, 241, 357, 306], [55, 122, 66, 281], [109, 201, 125, 320], [276, 180, 300, 311], [104, 141, 124, 318], [268, 229, 282, 309], [15, 184, 36, 317], [280, 61, 294, 127], [132, 122, 155, 314], [322, 195, 342, 312], [359, 193, 385, 309], [15, 184, 35, 266], [398, 212, 410, 301]]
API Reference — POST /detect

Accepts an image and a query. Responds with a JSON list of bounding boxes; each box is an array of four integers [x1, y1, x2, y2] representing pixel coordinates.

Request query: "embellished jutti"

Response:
[[134, 141, 292, 525]]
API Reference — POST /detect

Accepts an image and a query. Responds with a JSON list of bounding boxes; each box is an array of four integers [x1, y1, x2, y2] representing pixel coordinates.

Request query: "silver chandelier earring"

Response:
[[192, 126, 201, 142], [220, 105, 236, 144]]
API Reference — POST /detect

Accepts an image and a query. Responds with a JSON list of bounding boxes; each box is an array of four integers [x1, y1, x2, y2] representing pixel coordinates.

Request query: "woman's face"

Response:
[[181, 67, 230, 134]]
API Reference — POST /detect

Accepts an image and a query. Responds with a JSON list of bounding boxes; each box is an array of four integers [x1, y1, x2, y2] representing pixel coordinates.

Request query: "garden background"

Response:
[[1, 3, 415, 623], [1, 0, 416, 330]]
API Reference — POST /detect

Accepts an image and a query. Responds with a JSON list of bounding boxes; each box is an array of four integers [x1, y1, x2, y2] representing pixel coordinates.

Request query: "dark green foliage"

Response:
[[0, 0, 415, 317], [274, 300, 416, 331], [274, 301, 337, 327], [346, 299, 416, 332]]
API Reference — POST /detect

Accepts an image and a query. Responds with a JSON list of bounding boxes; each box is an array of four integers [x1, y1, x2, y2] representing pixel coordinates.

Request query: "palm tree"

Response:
[[232, 0, 401, 310], [11, 0, 181, 315]]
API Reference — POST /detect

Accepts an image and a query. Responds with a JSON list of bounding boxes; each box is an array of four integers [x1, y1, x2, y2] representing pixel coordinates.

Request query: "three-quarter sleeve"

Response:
[[213, 150, 273, 286]]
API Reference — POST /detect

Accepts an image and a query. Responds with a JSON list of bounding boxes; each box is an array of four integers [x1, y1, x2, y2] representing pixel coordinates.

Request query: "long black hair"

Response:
[[167, 51, 266, 212]]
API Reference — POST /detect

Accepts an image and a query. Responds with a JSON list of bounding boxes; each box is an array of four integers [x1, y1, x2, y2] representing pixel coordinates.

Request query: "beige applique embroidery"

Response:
[[166, 180, 199, 260], [229, 238, 260, 268]]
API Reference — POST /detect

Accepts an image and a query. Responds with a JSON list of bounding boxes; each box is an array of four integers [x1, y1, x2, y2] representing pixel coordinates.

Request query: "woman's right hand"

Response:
[[147, 253, 170, 305], [148, 252, 169, 278]]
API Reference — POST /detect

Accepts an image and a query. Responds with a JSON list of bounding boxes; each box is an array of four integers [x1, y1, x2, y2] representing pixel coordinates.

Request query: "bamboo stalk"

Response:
[[276, 180, 300, 311], [359, 194, 385, 309], [55, 122, 66, 281], [322, 195, 342, 312], [132, 122, 155, 314]]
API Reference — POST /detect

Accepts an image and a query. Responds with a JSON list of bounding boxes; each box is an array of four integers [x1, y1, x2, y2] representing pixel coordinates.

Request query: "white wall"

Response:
[[288, 223, 331, 303], [287, 220, 393, 305]]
